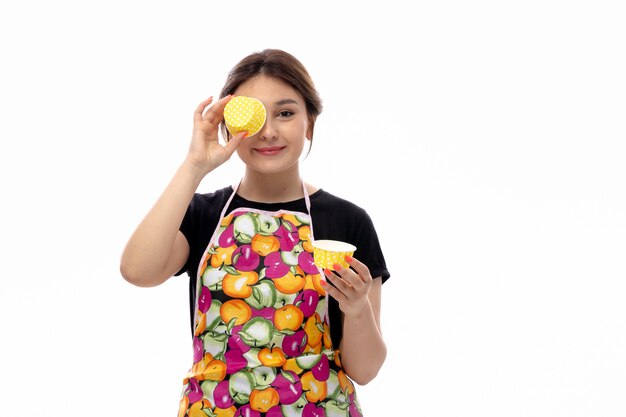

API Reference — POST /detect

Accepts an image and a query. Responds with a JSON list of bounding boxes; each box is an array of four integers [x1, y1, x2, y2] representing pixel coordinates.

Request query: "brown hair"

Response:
[[219, 49, 323, 147]]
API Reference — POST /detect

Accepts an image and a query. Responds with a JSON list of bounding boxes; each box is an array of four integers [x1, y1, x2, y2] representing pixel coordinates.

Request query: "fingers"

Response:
[[329, 256, 371, 287], [345, 256, 373, 284], [323, 268, 353, 291], [194, 96, 213, 123], [322, 257, 374, 316], [321, 270, 350, 304], [194, 95, 232, 124], [222, 131, 248, 157], [322, 261, 364, 298], [321, 255, 372, 294], [194, 96, 213, 114]]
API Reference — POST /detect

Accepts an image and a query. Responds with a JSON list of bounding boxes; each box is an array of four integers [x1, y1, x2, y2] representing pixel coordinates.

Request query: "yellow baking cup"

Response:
[[223, 96, 267, 137], [311, 240, 357, 270]]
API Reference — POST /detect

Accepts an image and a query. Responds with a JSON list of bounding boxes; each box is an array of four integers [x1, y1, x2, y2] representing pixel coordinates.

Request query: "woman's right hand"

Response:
[[121, 95, 248, 288], [186, 95, 247, 175]]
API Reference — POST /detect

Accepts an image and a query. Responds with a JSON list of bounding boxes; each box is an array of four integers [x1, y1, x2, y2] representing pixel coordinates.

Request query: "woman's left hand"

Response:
[[322, 256, 373, 317]]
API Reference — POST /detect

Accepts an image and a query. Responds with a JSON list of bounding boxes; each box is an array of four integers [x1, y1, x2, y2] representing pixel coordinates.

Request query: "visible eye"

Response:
[[277, 110, 294, 118]]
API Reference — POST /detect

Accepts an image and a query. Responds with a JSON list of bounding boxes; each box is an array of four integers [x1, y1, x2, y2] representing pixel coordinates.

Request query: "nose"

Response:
[[258, 117, 278, 142]]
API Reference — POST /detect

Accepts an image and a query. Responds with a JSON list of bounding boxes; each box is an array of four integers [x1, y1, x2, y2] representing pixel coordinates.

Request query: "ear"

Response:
[[306, 124, 314, 140]]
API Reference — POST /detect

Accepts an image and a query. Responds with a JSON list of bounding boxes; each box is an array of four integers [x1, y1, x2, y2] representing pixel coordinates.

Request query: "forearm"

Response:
[[339, 299, 387, 385], [120, 160, 205, 286]]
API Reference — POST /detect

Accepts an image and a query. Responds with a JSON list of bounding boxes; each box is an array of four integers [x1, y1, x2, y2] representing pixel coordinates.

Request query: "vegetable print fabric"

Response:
[[177, 207, 363, 417]]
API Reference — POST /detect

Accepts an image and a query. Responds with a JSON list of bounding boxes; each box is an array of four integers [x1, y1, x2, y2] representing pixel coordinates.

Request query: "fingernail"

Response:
[[323, 268, 332, 275], [332, 263, 342, 271], [241, 131, 249, 138], [345, 255, 353, 262], [320, 280, 327, 286]]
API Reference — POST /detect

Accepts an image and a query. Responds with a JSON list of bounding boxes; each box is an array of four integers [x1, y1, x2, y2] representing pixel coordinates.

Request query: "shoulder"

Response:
[[189, 186, 234, 210], [181, 186, 234, 232], [311, 189, 368, 216], [310, 189, 378, 241]]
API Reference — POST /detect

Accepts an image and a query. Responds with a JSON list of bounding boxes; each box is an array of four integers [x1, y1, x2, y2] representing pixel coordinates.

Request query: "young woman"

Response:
[[121, 49, 390, 417]]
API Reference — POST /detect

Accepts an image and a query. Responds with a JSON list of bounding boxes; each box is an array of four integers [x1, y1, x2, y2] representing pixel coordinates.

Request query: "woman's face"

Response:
[[233, 75, 310, 176]]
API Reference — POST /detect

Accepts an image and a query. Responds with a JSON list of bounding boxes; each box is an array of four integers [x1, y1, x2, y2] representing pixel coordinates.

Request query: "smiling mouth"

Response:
[[254, 146, 285, 156]]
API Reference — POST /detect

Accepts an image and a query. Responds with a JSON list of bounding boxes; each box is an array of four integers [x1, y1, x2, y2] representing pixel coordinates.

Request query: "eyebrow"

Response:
[[275, 98, 300, 106]]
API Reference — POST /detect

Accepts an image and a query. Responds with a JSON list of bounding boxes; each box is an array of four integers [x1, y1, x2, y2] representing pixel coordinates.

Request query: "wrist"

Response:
[[342, 299, 373, 321], [179, 158, 210, 185]]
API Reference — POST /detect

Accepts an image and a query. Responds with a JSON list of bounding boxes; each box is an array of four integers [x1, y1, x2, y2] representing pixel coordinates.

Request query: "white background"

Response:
[[1, 1, 625, 416]]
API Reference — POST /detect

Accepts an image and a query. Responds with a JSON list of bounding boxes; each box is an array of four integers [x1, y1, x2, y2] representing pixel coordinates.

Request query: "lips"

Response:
[[254, 146, 285, 156]]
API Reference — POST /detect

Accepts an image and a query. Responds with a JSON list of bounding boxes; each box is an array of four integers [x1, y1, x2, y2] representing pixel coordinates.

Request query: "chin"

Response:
[[253, 166, 295, 176], [241, 155, 301, 175], [250, 161, 300, 176]]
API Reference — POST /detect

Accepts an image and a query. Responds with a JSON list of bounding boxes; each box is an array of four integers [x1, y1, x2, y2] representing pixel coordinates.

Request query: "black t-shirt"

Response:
[[177, 186, 390, 347]]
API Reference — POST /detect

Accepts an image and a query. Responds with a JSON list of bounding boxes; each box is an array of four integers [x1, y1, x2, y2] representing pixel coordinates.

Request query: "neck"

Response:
[[238, 167, 309, 203]]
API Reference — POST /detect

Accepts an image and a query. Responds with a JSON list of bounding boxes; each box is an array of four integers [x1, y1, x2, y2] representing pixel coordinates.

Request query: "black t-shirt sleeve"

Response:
[[352, 209, 390, 283], [310, 191, 390, 283], [175, 193, 203, 276]]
